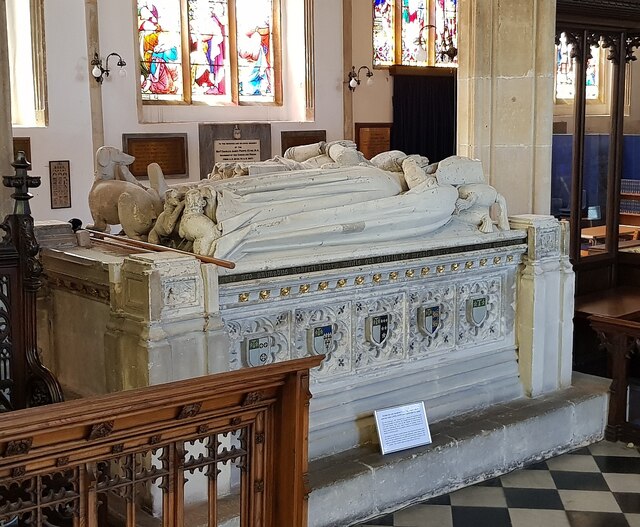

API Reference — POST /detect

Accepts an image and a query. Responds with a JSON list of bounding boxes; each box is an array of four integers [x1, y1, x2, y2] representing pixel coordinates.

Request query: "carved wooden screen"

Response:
[[0, 356, 321, 527], [0, 247, 20, 412], [556, 3, 640, 293], [0, 152, 63, 411]]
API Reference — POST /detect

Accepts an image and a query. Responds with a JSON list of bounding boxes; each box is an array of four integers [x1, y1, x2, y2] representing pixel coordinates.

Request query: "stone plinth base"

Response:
[[307, 373, 609, 527]]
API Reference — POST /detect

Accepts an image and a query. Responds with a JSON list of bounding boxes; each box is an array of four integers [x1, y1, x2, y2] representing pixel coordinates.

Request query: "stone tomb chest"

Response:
[[37, 215, 573, 460]]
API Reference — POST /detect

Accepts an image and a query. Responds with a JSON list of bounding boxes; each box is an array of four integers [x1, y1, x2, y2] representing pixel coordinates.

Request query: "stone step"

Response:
[[307, 372, 610, 527]]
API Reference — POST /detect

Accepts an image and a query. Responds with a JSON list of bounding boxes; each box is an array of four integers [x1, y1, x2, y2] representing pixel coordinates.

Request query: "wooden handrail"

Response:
[[0, 356, 322, 527], [86, 229, 236, 269], [589, 314, 640, 337]]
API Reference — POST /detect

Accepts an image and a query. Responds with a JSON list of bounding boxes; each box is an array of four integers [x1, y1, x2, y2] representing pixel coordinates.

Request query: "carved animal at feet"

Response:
[[178, 188, 220, 256], [455, 183, 510, 233], [147, 189, 185, 245], [88, 147, 164, 240], [433, 156, 509, 234]]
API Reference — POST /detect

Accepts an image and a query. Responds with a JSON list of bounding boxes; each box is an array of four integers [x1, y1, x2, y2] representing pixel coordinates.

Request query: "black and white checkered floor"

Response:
[[355, 441, 640, 527]]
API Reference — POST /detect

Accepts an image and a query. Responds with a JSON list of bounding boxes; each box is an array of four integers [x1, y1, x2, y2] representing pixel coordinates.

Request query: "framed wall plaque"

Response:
[[355, 123, 392, 160], [122, 133, 188, 179], [281, 130, 327, 155], [49, 160, 71, 209]]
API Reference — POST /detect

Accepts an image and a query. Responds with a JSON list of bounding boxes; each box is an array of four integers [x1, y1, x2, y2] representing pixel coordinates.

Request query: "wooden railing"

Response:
[[0, 151, 63, 411], [589, 315, 640, 442], [0, 356, 322, 527]]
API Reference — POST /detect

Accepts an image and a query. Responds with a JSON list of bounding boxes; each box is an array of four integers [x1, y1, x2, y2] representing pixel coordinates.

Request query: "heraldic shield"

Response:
[[467, 295, 488, 327], [418, 305, 441, 337], [242, 335, 274, 367], [366, 314, 390, 346], [308, 324, 334, 355]]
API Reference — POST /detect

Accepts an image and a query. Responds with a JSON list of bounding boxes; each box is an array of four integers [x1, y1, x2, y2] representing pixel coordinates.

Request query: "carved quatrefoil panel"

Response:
[[354, 293, 406, 369], [456, 276, 502, 347], [293, 301, 352, 380], [407, 285, 455, 358], [225, 312, 290, 370]]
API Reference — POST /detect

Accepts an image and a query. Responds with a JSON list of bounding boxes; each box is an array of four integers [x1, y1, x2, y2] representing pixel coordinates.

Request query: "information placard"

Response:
[[49, 160, 71, 209], [214, 140, 261, 164], [374, 401, 432, 455]]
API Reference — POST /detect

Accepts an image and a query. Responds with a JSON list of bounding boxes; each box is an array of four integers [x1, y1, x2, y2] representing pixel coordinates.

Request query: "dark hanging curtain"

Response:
[[391, 74, 457, 163]]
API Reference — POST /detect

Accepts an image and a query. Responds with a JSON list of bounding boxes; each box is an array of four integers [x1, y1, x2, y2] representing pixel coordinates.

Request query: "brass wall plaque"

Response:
[[355, 123, 392, 160], [122, 133, 188, 179], [49, 160, 71, 209], [281, 130, 326, 155]]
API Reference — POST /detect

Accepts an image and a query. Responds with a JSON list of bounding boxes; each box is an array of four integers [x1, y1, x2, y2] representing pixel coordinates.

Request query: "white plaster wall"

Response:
[[351, 0, 393, 131], [97, 0, 345, 178], [12, 0, 95, 225], [10, 0, 345, 227]]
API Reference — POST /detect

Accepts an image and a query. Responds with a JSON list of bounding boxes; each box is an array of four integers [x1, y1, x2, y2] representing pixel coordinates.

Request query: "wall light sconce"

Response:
[[90, 52, 127, 84], [348, 66, 374, 92]]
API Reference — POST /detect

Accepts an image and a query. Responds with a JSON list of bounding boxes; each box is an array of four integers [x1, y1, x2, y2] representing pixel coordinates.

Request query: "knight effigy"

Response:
[[87, 140, 510, 271]]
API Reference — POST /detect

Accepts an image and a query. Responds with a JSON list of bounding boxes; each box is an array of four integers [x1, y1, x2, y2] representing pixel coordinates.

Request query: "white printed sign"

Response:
[[374, 402, 432, 455], [214, 140, 261, 163]]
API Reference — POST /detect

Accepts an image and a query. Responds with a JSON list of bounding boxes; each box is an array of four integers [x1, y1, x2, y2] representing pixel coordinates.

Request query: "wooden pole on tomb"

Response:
[[86, 228, 236, 269]]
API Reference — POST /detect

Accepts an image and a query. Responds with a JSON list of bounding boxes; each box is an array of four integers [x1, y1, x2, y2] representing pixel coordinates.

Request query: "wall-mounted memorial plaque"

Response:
[[281, 130, 327, 155], [122, 133, 188, 179], [13, 137, 32, 164], [49, 160, 71, 209], [374, 401, 432, 455], [355, 123, 392, 160], [199, 123, 271, 179], [214, 140, 261, 164]]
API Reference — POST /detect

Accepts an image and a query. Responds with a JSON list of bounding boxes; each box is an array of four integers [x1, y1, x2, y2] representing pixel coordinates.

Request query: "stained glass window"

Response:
[[555, 32, 600, 100], [401, 0, 428, 65], [236, 0, 274, 102], [188, 0, 230, 102], [137, 0, 279, 105], [434, 0, 457, 66], [373, 0, 395, 66], [373, 0, 458, 68]]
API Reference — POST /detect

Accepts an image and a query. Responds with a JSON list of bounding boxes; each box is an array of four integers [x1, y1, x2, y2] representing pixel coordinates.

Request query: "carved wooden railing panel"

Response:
[[0, 356, 322, 527], [589, 315, 640, 442], [0, 152, 63, 411]]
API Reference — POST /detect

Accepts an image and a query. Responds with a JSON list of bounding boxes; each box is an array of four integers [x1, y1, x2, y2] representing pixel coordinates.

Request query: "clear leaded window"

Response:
[[7, 0, 47, 126], [373, 0, 458, 68], [138, 0, 280, 104]]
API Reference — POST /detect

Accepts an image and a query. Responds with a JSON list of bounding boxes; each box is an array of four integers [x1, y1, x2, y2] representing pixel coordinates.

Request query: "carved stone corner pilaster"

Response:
[[508, 215, 561, 261]]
